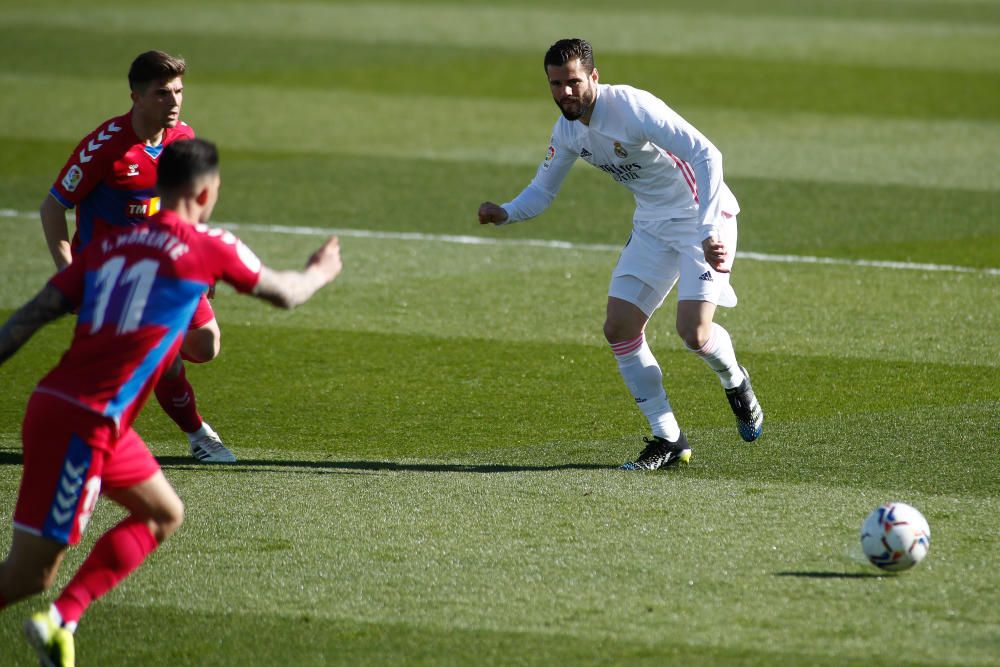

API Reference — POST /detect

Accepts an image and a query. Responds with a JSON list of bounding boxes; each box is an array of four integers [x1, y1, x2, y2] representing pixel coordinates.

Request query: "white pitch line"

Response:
[[2, 209, 998, 276], [220, 222, 1000, 277], [222, 221, 607, 250]]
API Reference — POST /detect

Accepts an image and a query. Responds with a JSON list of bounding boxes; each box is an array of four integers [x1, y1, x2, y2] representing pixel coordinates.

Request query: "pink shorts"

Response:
[[13, 392, 160, 545], [189, 292, 215, 330]]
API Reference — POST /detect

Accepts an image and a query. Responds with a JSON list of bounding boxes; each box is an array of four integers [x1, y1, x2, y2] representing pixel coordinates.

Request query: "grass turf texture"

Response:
[[1, 0, 999, 664]]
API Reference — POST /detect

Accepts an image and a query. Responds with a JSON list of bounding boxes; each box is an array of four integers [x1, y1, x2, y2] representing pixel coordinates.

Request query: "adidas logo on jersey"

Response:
[[580, 147, 592, 158], [699, 271, 713, 281]]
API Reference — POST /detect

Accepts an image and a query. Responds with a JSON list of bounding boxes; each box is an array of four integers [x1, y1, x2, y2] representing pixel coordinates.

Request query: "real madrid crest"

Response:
[[613, 141, 628, 159]]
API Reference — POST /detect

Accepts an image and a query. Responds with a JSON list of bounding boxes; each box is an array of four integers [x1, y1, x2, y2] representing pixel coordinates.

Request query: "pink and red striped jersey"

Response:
[[50, 112, 196, 252], [37, 210, 262, 440]]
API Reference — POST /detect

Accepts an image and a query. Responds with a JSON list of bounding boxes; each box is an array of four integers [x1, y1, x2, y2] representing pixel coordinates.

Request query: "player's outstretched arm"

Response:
[[478, 202, 509, 225], [251, 236, 342, 309], [40, 194, 73, 270], [0, 284, 74, 365]]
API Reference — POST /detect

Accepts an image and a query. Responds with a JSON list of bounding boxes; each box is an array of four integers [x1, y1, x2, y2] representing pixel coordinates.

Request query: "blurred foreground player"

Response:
[[40, 50, 235, 462], [1, 139, 342, 666]]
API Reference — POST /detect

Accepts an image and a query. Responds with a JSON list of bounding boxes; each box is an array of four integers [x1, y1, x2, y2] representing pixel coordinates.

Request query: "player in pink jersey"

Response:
[[40, 50, 236, 463], [1, 139, 342, 667]]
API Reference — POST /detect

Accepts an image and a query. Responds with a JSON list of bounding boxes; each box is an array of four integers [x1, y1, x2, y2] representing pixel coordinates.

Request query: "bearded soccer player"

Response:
[[40, 50, 235, 462], [1, 138, 342, 666], [478, 39, 763, 470]]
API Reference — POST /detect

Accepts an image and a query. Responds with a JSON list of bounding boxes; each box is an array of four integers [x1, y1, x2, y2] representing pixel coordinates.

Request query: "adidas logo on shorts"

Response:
[[699, 271, 713, 281]]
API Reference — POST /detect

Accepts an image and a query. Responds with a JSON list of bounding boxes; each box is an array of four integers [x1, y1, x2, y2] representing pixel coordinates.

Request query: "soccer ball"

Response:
[[860, 502, 931, 572]]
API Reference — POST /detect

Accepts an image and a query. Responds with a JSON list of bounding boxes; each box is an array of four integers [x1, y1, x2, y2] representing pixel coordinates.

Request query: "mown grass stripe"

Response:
[[5, 27, 997, 122], [2, 3, 997, 72], [3, 210, 996, 276], [0, 74, 997, 192]]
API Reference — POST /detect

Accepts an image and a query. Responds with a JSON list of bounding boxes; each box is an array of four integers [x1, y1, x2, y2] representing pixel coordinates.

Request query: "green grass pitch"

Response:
[[1, 0, 998, 664]]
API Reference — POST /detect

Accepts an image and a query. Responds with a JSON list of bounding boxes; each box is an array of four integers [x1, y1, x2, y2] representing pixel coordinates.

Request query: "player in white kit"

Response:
[[478, 39, 763, 470]]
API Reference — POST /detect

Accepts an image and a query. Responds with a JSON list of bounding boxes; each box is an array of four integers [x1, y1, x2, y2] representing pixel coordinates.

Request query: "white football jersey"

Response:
[[502, 84, 739, 241]]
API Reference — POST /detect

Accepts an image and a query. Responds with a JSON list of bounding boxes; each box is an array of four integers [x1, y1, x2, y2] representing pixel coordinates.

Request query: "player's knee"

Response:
[[604, 318, 640, 344], [603, 318, 619, 343], [181, 328, 220, 364], [164, 497, 185, 538], [677, 321, 710, 350], [191, 339, 220, 364], [152, 498, 185, 543]]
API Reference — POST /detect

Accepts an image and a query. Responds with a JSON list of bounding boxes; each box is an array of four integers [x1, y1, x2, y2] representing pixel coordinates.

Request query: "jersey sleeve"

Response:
[[501, 125, 577, 224], [50, 120, 124, 209], [47, 252, 87, 307], [196, 227, 263, 293], [634, 92, 728, 240]]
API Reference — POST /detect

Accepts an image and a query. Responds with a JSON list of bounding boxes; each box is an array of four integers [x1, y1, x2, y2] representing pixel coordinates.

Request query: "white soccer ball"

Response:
[[860, 502, 931, 572]]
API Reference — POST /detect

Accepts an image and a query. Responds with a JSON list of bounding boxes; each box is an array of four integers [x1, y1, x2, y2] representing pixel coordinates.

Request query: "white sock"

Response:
[[186, 421, 214, 442], [688, 323, 745, 389], [610, 334, 681, 441], [48, 604, 75, 633]]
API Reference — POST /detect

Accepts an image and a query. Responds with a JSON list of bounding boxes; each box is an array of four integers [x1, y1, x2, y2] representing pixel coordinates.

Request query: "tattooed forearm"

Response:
[[0, 284, 73, 365]]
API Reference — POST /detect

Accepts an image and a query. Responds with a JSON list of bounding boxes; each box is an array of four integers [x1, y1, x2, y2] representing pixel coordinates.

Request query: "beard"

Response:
[[555, 91, 594, 121]]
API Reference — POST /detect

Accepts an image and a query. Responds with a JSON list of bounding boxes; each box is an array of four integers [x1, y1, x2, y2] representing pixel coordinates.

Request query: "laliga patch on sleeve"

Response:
[[62, 165, 84, 192], [542, 145, 556, 169]]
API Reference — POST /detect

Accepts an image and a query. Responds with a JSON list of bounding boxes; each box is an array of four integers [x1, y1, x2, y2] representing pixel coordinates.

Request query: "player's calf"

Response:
[[0, 531, 69, 605]]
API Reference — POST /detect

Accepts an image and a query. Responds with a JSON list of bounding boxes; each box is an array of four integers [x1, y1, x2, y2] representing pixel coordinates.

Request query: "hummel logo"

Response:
[[580, 148, 592, 158], [698, 271, 713, 281], [50, 459, 87, 526]]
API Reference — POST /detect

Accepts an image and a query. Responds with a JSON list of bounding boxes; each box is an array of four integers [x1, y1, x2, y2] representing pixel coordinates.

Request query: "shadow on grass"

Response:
[[154, 456, 611, 473], [774, 571, 889, 579], [0, 449, 611, 473]]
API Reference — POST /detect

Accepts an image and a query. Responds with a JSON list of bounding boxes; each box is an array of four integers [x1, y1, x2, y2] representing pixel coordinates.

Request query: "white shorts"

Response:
[[608, 215, 738, 317]]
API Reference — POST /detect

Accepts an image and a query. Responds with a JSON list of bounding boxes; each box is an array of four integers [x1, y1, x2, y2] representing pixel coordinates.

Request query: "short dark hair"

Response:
[[157, 139, 219, 194], [128, 50, 186, 92], [544, 38, 595, 73]]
